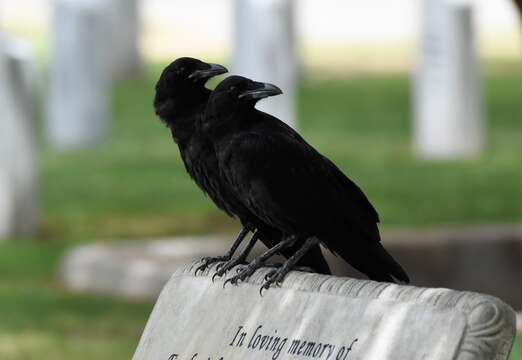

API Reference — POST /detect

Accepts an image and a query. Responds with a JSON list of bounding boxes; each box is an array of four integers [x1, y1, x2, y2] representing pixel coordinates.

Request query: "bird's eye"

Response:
[[229, 86, 236, 91]]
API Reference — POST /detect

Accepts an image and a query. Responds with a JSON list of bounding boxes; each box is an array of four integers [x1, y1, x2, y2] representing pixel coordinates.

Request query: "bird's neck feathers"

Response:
[[169, 115, 196, 146], [168, 87, 210, 117], [157, 88, 210, 145], [202, 104, 256, 139]]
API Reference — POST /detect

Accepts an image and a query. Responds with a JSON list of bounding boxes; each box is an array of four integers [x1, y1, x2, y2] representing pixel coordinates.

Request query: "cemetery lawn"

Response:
[[1, 61, 521, 359]]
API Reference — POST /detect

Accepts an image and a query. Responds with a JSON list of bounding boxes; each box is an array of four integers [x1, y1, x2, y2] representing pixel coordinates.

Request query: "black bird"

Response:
[[153, 58, 331, 276], [202, 75, 409, 290]]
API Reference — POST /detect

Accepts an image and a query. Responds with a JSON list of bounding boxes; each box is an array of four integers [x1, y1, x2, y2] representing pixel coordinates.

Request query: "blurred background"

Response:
[[0, 0, 521, 358]]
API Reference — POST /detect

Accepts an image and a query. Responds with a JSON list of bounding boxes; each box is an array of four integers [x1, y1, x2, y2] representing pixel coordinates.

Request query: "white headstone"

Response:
[[134, 262, 516, 360], [413, 0, 484, 158], [0, 35, 38, 239], [47, 0, 111, 149], [233, 0, 297, 128], [108, 0, 142, 79]]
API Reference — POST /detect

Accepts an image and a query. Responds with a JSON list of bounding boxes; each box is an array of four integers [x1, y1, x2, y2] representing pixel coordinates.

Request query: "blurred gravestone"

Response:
[[0, 35, 16, 239], [47, 0, 111, 149], [108, 0, 142, 79], [0, 35, 38, 239], [413, 0, 483, 158], [233, 0, 297, 128]]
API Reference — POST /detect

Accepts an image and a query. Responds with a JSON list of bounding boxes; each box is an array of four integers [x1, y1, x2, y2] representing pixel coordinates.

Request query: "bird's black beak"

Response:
[[188, 63, 228, 81], [238, 82, 283, 101]]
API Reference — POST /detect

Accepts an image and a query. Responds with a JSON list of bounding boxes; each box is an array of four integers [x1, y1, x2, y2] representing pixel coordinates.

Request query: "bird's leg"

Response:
[[223, 236, 297, 287], [195, 226, 251, 274], [261, 237, 320, 293], [212, 231, 261, 281]]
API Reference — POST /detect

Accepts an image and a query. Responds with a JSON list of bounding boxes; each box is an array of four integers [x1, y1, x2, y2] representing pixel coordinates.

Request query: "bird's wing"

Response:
[[320, 154, 380, 223], [219, 131, 379, 242], [257, 110, 380, 224]]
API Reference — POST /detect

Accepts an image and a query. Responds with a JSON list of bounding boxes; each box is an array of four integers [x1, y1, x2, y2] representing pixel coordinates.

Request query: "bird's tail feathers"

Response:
[[367, 243, 410, 283], [334, 241, 410, 284]]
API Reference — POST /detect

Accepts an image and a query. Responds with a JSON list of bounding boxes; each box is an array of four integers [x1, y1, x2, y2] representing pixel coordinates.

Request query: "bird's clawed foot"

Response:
[[223, 258, 265, 288], [195, 255, 231, 275], [260, 262, 297, 295], [211, 256, 248, 282]]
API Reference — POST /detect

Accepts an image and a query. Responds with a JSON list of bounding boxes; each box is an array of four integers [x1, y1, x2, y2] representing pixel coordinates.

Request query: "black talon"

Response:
[[264, 270, 276, 282], [195, 261, 209, 275], [259, 283, 271, 296], [258, 237, 322, 294], [224, 277, 238, 288], [223, 264, 256, 285], [214, 231, 261, 277], [196, 227, 253, 276], [260, 264, 290, 291], [195, 256, 231, 275], [212, 272, 221, 282]]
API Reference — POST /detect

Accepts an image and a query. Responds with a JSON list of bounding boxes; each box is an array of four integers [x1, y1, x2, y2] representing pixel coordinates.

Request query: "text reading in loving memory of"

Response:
[[168, 324, 358, 360]]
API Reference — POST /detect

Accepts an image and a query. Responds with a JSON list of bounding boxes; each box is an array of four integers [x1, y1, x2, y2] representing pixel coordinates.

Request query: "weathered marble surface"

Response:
[[133, 261, 516, 360]]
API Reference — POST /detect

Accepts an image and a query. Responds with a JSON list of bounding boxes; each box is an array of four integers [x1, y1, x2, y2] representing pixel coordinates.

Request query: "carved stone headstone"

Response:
[[133, 262, 516, 360], [413, 0, 483, 158], [0, 35, 38, 239], [233, 0, 297, 128], [47, 0, 111, 149]]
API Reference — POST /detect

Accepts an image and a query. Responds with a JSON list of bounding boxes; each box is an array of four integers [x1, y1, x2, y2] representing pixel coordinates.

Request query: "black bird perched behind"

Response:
[[153, 58, 331, 276], [202, 75, 409, 289]]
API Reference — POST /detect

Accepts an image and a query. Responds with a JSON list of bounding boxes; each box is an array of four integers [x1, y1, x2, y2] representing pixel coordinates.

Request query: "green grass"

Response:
[[0, 241, 151, 360], [513, 336, 522, 360], [1, 61, 521, 359]]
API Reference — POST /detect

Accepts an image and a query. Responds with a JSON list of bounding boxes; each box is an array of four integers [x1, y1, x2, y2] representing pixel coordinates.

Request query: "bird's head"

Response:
[[202, 75, 282, 133], [153, 57, 228, 124]]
